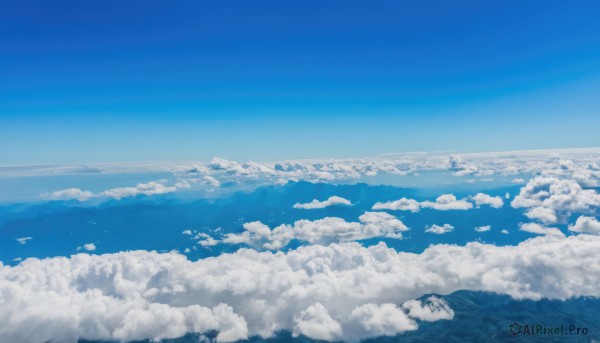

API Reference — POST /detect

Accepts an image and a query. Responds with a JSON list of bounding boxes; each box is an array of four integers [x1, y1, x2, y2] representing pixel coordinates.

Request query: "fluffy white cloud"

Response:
[[401, 296, 454, 322], [220, 212, 408, 250], [2, 235, 600, 342], [471, 193, 503, 208], [293, 196, 352, 209], [421, 194, 473, 211], [511, 177, 600, 224], [519, 223, 565, 238], [83, 243, 96, 251], [501, 229, 509, 234], [100, 181, 176, 200], [475, 225, 491, 232], [425, 224, 454, 234], [446, 155, 478, 176], [293, 303, 342, 341], [372, 198, 420, 212], [569, 216, 600, 235], [524, 206, 557, 224], [374, 194, 472, 212], [40, 188, 94, 202]]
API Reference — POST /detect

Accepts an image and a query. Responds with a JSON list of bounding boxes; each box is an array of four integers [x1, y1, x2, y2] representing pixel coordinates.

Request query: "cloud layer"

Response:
[[41, 181, 178, 202], [1, 235, 599, 342]]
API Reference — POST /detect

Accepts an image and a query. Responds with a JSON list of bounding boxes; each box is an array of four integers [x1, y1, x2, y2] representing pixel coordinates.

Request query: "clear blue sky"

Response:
[[1, 0, 599, 164]]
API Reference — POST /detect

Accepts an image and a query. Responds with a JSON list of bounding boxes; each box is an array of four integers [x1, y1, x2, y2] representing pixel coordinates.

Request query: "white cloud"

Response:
[[524, 206, 557, 224], [293, 303, 342, 341], [83, 243, 96, 251], [501, 229, 509, 234], [471, 193, 503, 209], [40, 188, 94, 202], [446, 155, 478, 176], [198, 237, 219, 247], [16, 237, 32, 245], [475, 225, 491, 232], [376, 194, 472, 212], [2, 235, 600, 342], [13, 149, 600, 189], [182, 230, 193, 235], [293, 196, 352, 210], [421, 194, 473, 211], [100, 181, 176, 200], [204, 175, 221, 187], [512, 178, 525, 183], [42, 180, 179, 202], [220, 212, 408, 250], [347, 303, 417, 339], [401, 296, 454, 322], [519, 223, 565, 238], [425, 224, 454, 234], [372, 198, 420, 212], [569, 216, 600, 235], [511, 177, 600, 224]]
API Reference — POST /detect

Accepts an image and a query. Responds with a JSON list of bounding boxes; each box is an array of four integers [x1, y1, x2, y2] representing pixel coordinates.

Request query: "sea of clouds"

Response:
[[1, 234, 600, 343], [3, 148, 600, 342]]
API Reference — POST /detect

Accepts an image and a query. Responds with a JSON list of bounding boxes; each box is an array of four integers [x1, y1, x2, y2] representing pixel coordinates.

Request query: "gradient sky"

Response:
[[1, 0, 599, 164]]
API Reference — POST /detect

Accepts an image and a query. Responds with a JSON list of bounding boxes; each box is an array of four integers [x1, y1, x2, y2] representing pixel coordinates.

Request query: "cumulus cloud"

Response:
[[425, 224, 454, 234], [2, 235, 600, 342], [347, 298, 452, 342], [401, 296, 454, 322], [446, 155, 478, 176], [511, 177, 600, 224], [519, 223, 565, 238], [293, 303, 342, 341], [372, 198, 420, 212], [374, 194, 472, 212], [524, 206, 557, 224], [293, 196, 352, 209], [40, 188, 94, 202], [471, 193, 503, 208], [568, 216, 600, 235], [83, 243, 96, 251], [421, 194, 473, 211], [220, 212, 408, 250], [475, 225, 491, 232]]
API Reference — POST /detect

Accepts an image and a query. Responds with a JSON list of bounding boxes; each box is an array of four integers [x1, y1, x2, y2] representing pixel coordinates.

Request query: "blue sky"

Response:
[[1, 0, 599, 164]]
